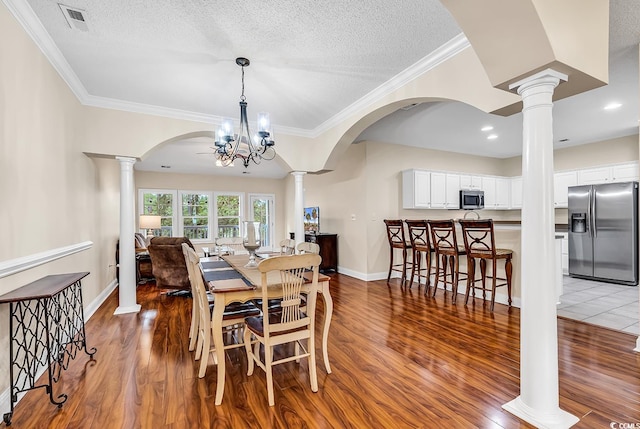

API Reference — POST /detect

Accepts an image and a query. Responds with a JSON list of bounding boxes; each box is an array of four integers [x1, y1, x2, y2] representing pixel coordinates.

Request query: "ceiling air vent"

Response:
[[58, 4, 89, 32]]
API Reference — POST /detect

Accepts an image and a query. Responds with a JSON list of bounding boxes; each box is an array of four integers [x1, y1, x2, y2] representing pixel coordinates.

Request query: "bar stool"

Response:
[[404, 220, 432, 291], [427, 219, 466, 303], [384, 219, 411, 286], [458, 219, 513, 311]]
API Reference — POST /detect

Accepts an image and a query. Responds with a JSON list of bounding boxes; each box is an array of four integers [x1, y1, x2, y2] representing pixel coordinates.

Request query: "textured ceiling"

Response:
[[11, 0, 640, 177], [25, 0, 461, 130]]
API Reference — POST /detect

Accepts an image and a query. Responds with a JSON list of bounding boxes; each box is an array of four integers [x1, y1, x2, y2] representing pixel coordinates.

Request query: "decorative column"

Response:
[[291, 171, 307, 245], [502, 69, 579, 428], [114, 157, 141, 315]]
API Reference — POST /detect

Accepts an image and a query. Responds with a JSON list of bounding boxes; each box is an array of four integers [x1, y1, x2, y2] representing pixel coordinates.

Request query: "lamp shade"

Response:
[[139, 215, 161, 230]]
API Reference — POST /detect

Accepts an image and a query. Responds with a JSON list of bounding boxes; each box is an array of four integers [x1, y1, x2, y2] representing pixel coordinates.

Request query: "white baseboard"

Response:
[[0, 278, 117, 419]]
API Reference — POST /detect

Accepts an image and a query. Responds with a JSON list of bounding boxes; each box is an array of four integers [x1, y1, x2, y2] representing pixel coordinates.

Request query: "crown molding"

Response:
[[309, 33, 470, 138], [5, 0, 468, 141]]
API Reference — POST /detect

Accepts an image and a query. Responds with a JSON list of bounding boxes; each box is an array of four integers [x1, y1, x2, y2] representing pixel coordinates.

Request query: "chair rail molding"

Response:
[[0, 241, 93, 279]]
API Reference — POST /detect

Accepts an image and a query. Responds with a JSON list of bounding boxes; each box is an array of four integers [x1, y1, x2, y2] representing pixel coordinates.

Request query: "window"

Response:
[[215, 192, 243, 238], [249, 194, 275, 249], [140, 189, 248, 243], [140, 190, 176, 236], [180, 192, 210, 240]]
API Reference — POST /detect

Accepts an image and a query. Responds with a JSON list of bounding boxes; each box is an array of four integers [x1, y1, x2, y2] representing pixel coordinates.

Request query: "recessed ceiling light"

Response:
[[487, 134, 498, 140], [161, 165, 171, 169], [558, 138, 569, 143], [481, 125, 494, 132], [604, 102, 622, 110]]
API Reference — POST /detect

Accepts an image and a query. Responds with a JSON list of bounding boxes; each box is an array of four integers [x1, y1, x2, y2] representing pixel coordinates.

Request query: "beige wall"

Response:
[[501, 134, 640, 176], [135, 170, 287, 251], [0, 6, 121, 394], [302, 135, 640, 285], [302, 143, 368, 274]]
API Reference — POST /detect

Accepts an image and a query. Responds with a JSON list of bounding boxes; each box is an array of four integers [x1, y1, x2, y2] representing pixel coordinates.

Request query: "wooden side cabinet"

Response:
[[291, 232, 338, 272]]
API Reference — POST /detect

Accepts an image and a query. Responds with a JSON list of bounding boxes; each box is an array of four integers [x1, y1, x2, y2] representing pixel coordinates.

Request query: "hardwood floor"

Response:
[[3, 274, 640, 428]]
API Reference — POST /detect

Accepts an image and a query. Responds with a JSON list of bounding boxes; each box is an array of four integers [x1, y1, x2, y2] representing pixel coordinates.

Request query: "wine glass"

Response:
[[243, 221, 261, 268]]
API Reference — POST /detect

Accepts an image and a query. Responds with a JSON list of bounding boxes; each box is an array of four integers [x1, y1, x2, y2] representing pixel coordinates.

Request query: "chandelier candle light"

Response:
[[215, 57, 276, 168]]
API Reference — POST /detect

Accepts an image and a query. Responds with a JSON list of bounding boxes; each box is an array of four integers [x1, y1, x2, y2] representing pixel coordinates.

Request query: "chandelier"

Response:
[[215, 57, 276, 168]]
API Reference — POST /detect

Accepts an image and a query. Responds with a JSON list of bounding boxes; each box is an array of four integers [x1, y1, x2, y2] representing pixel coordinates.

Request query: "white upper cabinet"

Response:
[[446, 173, 461, 209], [460, 174, 482, 190], [578, 162, 639, 185], [510, 177, 522, 209], [402, 162, 637, 210], [482, 176, 496, 208], [422, 172, 460, 209], [611, 162, 639, 182], [430, 172, 447, 209], [553, 170, 578, 208], [402, 169, 430, 209], [482, 176, 510, 210], [578, 166, 610, 185], [495, 177, 510, 209]]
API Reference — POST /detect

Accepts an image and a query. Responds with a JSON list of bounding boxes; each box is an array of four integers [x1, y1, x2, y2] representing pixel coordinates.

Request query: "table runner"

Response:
[[201, 258, 252, 286]]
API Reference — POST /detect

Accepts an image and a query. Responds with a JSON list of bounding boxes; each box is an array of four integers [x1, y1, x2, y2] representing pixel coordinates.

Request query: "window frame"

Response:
[[139, 189, 249, 244], [248, 193, 275, 250], [178, 190, 213, 243], [213, 191, 245, 240], [138, 189, 178, 237]]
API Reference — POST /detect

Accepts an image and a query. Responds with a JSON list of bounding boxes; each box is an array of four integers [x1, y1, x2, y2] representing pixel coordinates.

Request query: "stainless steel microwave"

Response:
[[460, 189, 484, 210]]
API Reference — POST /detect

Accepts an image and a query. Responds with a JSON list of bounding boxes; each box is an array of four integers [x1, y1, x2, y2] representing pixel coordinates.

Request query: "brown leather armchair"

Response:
[[116, 233, 151, 282], [147, 237, 195, 290]]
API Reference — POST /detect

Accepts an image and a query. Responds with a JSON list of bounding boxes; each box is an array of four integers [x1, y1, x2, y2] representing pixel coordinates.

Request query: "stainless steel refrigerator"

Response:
[[568, 181, 638, 285]]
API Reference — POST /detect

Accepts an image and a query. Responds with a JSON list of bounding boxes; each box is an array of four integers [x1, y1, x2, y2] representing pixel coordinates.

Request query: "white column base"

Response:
[[634, 336, 640, 352], [503, 397, 579, 429], [114, 304, 142, 315]]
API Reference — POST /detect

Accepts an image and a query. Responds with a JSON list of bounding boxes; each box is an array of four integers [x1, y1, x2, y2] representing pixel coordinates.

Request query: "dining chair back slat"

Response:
[[243, 253, 322, 406]]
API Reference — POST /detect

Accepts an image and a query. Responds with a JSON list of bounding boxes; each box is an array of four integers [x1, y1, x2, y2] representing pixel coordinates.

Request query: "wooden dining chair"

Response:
[[182, 243, 214, 352], [404, 219, 432, 290], [243, 253, 322, 406], [296, 241, 320, 254], [278, 238, 296, 255], [383, 219, 411, 286], [215, 237, 248, 255], [458, 219, 513, 311], [182, 244, 260, 378], [427, 219, 466, 303]]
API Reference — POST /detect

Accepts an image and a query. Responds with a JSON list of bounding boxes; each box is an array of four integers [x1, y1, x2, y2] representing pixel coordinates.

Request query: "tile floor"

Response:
[[558, 275, 639, 335]]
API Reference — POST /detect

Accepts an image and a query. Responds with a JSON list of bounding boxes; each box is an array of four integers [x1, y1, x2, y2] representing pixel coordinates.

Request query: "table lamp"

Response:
[[139, 215, 161, 244]]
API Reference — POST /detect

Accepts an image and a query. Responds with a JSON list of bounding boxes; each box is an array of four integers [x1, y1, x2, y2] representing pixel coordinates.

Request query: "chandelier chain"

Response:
[[240, 65, 246, 102]]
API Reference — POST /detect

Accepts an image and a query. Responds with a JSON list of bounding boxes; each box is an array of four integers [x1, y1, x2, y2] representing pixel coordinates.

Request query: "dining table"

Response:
[[199, 253, 333, 405]]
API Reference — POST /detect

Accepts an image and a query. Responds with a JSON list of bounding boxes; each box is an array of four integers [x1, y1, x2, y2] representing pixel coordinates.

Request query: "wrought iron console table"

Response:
[[0, 272, 96, 426]]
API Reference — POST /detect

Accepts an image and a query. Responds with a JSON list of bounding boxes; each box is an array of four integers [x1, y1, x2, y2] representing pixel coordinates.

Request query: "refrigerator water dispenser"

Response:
[[571, 213, 586, 233]]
